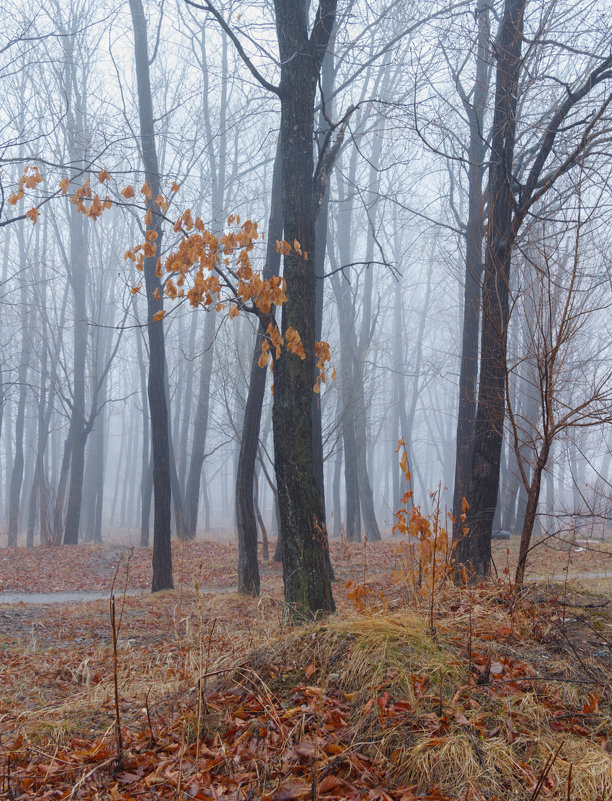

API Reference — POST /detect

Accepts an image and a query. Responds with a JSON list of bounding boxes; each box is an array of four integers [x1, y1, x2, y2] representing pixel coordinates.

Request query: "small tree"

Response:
[[506, 185, 612, 587]]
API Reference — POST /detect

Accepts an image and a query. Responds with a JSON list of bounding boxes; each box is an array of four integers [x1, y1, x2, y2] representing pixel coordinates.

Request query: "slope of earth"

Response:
[[0, 539, 611, 800]]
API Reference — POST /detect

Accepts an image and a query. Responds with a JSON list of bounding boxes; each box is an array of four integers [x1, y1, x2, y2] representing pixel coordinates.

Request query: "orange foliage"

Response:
[[7, 166, 43, 207], [392, 441, 452, 600]]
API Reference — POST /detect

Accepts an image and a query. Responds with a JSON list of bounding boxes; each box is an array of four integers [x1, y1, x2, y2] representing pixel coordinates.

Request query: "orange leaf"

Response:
[[98, 169, 111, 183], [121, 185, 135, 199], [26, 207, 38, 225], [152, 309, 165, 321]]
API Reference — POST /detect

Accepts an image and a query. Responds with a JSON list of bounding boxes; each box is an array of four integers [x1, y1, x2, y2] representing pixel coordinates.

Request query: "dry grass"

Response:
[[2, 541, 612, 800], [226, 602, 612, 800]]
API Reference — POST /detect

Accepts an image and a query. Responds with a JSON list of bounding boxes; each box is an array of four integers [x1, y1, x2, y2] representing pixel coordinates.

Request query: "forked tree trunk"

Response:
[[455, 0, 526, 578]]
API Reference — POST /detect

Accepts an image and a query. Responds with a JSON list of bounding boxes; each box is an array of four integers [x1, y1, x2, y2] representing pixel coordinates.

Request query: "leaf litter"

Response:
[[1, 539, 611, 800]]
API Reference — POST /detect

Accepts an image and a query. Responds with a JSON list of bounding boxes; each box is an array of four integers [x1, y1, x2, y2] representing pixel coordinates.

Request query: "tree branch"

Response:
[[184, 0, 280, 96]]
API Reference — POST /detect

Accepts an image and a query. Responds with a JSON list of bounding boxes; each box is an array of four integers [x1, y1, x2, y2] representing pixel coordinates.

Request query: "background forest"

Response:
[[1, 0, 611, 606]]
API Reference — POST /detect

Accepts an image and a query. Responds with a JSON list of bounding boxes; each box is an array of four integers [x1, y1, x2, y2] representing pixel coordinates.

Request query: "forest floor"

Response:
[[1, 535, 612, 800]]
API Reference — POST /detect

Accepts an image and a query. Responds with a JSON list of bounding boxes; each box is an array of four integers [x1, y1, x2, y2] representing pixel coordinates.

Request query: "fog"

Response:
[[1, 0, 610, 586]]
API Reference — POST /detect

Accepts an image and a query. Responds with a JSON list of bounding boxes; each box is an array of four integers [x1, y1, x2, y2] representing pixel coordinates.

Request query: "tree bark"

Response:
[[515, 440, 550, 586], [451, 0, 490, 542], [129, 0, 173, 590], [182, 308, 216, 540], [272, 0, 336, 616], [456, 0, 526, 578], [236, 140, 282, 592], [8, 253, 30, 546]]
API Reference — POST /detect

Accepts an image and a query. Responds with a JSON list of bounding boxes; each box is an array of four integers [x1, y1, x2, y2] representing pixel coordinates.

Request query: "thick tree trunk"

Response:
[[271, 0, 336, 616], [129, 0, 173, 590], [456, 0, 526, 579]]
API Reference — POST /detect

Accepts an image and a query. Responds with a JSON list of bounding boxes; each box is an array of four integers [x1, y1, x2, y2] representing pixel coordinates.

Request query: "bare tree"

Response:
[[128, 0, 173, 591]]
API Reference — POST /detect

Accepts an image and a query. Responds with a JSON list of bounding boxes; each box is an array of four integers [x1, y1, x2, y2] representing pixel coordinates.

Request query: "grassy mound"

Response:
[[217, 610, 612, 800]]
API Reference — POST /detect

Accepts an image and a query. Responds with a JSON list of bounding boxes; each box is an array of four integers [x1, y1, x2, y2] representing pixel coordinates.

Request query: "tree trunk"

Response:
[[515, 441, 550, 587], [183, 307, 216, 540], [254, 470, 269, 561], [136, 328, 150, 547], [312, 38, 338, 581], [452, 0, 490, 541], [63, 78, 90, 546], [8, 270, 29, 546], [271, 0, 336, 617], [236, 138, 283, 593], [456, 0, 526, 579], [129, 0, 173, 591]]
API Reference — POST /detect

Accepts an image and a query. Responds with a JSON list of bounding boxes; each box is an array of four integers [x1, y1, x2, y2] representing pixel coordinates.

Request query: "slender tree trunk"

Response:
[[236, 138, 282, 594], [515, 441, 550, 586], [330, 240, 361, 542], [166, 378, 185, 537], [64, 84, 90, 545], [129, 0, 173, 590], [178, 313, 198, 494], [452, 0, 490, 541], [254, 470, 269, 561], [53, 432, 72, 544], [332, 431, 342, 538], [8, 268, 30, 546], [183, 307, 216, 540], [141, 455, 153, 548], [182, 28, 230, 541], [136, 329, 150, 546]]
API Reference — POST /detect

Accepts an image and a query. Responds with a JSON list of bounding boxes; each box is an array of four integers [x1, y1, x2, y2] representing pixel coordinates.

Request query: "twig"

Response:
[[110, 596, 124, 771], [466, 729, 491, 801], [529, 740, 564, 801], [68, 757, 115, 800]]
